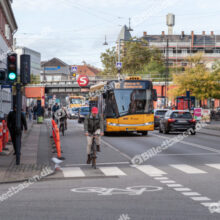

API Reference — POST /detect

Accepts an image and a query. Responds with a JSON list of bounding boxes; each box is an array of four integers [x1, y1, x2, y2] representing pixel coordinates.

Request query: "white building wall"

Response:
[[15, 47, 41, 76], [0, 34, 11, 69]]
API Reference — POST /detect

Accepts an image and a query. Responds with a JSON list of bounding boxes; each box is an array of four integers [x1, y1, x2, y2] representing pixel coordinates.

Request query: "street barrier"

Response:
[[2, 120, 7, 149], [0, 123, 3, 153], [51, 120, 64, 160]]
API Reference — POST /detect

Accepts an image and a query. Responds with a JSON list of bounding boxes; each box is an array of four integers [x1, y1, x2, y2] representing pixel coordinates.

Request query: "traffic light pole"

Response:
[[16, 83, 22, 165]]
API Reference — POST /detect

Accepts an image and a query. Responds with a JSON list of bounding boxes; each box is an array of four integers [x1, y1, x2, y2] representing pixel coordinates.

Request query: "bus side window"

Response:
[[152, 89, 157, 101]]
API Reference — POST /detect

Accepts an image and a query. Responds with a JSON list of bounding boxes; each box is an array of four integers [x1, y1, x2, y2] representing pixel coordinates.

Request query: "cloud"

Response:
[[13, 0, 65, 11]]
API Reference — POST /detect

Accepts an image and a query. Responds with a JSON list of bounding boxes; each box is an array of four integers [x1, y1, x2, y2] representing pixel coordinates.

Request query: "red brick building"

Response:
[[70, 64, 100, 80]]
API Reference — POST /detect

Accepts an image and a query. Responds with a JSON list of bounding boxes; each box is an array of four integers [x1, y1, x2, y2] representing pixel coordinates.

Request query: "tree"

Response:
[[100, 47, 118, 76], [169, 54, 220, 101], [30, 74, 40, 84], [100, 38, 165, 77]]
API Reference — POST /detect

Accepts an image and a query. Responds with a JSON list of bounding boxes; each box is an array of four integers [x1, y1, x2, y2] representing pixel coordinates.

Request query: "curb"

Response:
[[0, 167, 55, 184], [197, 131, 220, 138]]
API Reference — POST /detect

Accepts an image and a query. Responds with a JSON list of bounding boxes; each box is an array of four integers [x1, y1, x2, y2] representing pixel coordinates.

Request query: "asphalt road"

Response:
[[0, 119, 220, 220]]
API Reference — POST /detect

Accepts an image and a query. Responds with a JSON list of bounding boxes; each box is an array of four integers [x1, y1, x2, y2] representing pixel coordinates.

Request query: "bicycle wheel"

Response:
[[60, 124, 65, 136], [92, 151, 96, 169], [91, 139, 96, 169]]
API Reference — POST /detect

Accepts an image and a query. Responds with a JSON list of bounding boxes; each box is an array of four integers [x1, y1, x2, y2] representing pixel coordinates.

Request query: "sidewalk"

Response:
[[0, 120, 53, 184], [197, 121, 220, 137]]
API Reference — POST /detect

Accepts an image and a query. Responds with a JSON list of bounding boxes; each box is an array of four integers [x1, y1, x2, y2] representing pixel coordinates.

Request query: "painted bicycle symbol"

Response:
[[71, 185, 163, 196]]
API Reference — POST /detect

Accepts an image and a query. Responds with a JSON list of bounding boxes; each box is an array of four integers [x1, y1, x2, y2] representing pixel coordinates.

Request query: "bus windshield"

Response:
[[113, 89, 153, 116], [71, 98, 82, 104]]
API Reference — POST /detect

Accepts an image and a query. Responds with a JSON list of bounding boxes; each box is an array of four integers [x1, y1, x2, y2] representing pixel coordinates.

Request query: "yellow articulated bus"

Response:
[[89, 76, 157, 136], [69, 96, 85, 108]]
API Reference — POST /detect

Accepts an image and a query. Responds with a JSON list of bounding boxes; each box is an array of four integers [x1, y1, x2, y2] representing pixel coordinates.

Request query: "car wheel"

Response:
[[78, 119, 81, 123], [141, 131, 148, 136], [190, 130, 196, 135], [163, 125, 168, 134], [159, 125, 162, 133]]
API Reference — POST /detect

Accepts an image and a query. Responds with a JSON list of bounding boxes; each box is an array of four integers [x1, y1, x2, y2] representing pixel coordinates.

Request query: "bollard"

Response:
[[51, 120, 64, 160], [55, 124, 62, 159]]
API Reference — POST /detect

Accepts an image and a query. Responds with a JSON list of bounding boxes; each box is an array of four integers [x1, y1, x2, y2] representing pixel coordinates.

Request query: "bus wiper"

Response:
[[119, 111, 129, 116]]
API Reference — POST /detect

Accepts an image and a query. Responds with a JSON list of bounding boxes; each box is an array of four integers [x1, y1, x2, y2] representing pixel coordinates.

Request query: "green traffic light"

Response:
[[8, 72, 16, 80]]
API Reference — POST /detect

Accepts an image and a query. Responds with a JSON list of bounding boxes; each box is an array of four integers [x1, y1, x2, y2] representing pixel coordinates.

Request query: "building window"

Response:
[[181, 62, 187, 66], [182, 49, 187, 55]]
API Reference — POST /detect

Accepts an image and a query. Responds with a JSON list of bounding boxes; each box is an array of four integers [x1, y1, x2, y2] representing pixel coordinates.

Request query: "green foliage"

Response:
[[30, 74, 40, 84], [170, 54, 220, 100], [100, 38, 165, 78], [100, 47, 118, 76]]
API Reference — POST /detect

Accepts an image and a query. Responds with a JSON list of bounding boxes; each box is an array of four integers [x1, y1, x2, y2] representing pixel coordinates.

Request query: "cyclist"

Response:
[[52, 103, 59, 121], [57, 107, 68, 130], [84, 107, 104, 164]]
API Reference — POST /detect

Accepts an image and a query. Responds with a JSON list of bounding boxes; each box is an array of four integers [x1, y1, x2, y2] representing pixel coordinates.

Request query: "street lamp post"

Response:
[[117, 39, 122, 80]]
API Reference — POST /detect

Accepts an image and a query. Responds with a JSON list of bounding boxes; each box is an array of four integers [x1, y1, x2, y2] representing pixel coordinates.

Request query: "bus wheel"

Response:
[[141, 131, 148, 136]]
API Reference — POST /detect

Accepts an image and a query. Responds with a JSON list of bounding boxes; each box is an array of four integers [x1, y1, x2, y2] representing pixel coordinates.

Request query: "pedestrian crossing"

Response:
[[58, 163, 220, 178]]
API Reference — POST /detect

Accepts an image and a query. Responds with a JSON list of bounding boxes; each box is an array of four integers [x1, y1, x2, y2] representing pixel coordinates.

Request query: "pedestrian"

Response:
[[7, 105, 28, 155], [33, 105, 37, 120], [48, 106, 52, 118], [52, 103, 59, 120], [28, 106, 33, 121]]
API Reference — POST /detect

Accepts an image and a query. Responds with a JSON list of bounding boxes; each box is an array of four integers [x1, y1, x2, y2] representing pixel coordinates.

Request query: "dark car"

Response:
[[78, 107, 90, 123], [154, 109, 169, 128], [159, 110, 196, 135], [69, 107, 79, 119]]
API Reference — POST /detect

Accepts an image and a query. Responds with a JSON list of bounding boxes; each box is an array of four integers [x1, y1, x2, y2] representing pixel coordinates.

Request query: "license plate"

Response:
[[178, 120, 187, 123], [126, 128, 136, 131]]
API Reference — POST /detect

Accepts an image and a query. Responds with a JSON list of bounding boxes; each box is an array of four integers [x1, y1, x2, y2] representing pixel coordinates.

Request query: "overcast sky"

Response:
[[12, 0, 220, 68]]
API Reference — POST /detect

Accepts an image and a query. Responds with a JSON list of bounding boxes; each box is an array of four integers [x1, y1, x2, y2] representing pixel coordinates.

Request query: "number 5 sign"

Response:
[[77, 75, 89, 87]]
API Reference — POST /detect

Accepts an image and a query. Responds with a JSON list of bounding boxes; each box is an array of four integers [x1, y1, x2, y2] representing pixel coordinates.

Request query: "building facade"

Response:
[[142, 31, 220, 70], [69, 63, 100, 81], [0, 0, 17, 69], [0, 0, 17, 117], [15, 46, 41, 76], [41, 57, 70, 82]]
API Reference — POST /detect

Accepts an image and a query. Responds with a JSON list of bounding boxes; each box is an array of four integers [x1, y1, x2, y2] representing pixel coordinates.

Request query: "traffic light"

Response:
[[20, 54, 31, 84], [7, 53, 17, 82]]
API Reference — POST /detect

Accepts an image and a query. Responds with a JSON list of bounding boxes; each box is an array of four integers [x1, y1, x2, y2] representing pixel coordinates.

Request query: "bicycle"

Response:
[[90, 134, 99, 169]]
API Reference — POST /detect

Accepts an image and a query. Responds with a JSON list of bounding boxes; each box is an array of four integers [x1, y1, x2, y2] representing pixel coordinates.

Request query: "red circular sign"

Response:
[[77, 75, 89, 87]]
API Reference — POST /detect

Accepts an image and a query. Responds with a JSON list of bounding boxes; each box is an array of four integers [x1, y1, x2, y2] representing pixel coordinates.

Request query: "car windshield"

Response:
[[155, 110, 167, 116], [171, 112, 192, 119], [111, 89, 153, 117]]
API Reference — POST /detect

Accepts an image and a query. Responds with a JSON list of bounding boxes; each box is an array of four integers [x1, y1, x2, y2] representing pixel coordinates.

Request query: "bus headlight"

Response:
[[108, 122, 118, 126], [144, 122, 154, 126]]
